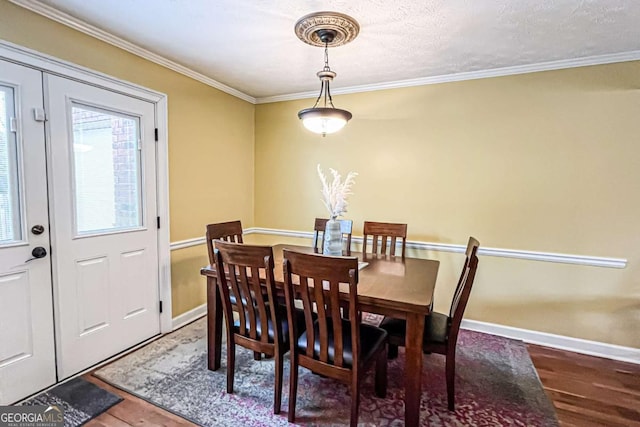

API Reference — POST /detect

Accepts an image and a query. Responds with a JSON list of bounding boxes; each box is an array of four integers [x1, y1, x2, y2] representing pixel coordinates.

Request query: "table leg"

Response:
[[207, 275, 222, 371], [404, 313, 425, 427]]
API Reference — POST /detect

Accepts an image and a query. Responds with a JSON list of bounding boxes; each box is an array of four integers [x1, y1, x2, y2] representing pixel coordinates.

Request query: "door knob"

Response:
[[25, 247, 47, 263]]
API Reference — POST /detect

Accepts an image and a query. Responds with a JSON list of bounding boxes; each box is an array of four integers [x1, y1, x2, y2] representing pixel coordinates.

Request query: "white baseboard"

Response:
[[462, 319, 640, 365], [172, 304, 207, 330], [171, 304, 639, 365]]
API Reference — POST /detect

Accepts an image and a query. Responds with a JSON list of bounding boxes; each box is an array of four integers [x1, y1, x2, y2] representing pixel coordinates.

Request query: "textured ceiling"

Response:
[[34, 0, 640, 99]]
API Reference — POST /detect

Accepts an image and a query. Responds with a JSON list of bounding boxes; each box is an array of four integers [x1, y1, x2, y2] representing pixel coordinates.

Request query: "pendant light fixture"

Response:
[[294, 12, 360, 136]]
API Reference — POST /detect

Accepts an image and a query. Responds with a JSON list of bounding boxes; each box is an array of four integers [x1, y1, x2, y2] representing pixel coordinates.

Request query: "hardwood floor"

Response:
[[83, 345, 640, 426], [83, 375, 196, 426], [527, 344, 640, 427]]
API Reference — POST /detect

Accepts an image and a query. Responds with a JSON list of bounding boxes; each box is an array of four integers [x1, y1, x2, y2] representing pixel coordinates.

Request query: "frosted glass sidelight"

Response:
[[0, 85, 22, 244], [71, 104, 143, 235]]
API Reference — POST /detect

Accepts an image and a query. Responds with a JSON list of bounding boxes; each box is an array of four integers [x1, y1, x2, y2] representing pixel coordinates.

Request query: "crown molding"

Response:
[[255, 49, 640, 104], [8, 0, 257, 104], [15, 0, 640, 106], [0, 39, 164, 101], [170, 227, 627, 269]]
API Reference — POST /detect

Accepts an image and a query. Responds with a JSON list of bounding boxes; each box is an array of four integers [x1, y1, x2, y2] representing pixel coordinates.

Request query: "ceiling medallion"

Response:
[[294, 11, 360, 48]]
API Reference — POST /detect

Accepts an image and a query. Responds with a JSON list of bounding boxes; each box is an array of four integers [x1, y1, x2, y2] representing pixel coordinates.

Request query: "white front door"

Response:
[[0, 61, 55, 404], [46, 75, 160, 378]]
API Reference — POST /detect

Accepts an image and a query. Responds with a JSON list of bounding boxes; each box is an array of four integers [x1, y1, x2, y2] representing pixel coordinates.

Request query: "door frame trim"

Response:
[[0, 39, 173, 333]]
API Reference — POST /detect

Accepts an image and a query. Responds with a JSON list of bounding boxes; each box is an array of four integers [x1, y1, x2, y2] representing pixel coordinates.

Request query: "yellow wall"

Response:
[[255, 61, 640, 348], [3, 0, 639, 349], [0, 0, 255, 315]]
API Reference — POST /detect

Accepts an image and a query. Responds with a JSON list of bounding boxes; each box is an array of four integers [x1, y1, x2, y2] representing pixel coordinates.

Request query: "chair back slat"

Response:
[[312, 276, 330, 362], [449, 237, 479, 319], [448, 237, 480, 346], [214, 240, 278, 345], [283, 250, 359, 369], [239, 267, 259, 338], [296, 276, 316, 357], [250, 265, 270, 341], [449, 257, 469, 320], [329, 279, 344, 367], [313, 218, 354, 255], [363, 221, 407, 257], [206, 220, 243, 265], [227, 266, 248, 335], [243, 266, 269, 341]]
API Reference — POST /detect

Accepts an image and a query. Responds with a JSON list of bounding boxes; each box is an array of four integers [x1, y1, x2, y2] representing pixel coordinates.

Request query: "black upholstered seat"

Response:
[[379, 311, 449, 347], [297, 319, 388, 367], [234, 307, 308, 345]]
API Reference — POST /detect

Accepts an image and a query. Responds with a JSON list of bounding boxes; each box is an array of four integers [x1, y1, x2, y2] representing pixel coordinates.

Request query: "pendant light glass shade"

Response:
[[298, 107, 352, 135], [296, 52, 352, 136]]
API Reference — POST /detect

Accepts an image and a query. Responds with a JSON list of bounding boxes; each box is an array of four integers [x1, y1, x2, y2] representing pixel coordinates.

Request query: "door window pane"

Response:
[[71, 104, 143, 235], [0, 85, 22, 244]]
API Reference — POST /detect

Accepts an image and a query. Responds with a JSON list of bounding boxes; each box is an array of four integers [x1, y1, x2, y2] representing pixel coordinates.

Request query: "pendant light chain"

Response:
[[324, 42, 330, 71], [324, 41, 336, 109], [311, 41, 336, 109]]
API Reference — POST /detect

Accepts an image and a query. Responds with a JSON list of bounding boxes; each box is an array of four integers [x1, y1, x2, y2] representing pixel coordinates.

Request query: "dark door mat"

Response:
[[21, 377, 122, 426]]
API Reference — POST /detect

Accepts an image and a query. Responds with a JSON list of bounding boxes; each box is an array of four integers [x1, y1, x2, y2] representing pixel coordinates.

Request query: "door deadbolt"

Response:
[[31, 225, 45, 235]]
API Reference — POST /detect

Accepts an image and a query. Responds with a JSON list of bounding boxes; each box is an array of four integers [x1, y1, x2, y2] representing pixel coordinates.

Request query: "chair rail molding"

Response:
[[170, 227, 627, 269]]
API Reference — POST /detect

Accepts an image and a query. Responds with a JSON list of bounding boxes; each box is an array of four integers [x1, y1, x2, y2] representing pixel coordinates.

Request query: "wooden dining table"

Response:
[[200, 243, 439, 427]]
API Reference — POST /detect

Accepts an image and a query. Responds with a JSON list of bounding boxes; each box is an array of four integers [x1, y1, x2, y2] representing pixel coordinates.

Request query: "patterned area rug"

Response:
[[21, 377, 122, 426], [94, 318, 558, 426]]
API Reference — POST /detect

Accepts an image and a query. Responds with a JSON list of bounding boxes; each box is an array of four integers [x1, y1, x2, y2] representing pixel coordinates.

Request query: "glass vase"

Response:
[[323, 217, 343, 256]]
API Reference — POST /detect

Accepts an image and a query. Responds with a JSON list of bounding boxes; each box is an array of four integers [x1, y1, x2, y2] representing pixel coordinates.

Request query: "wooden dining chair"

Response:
[[312, 218, 353, 255], [379, 236, 480, 411], [213, 240, 304, 414], [206, 220, 250, 319], [362, 221, 407, 257], [282, 250, 388, 427], [205, 220, 244, 265]]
